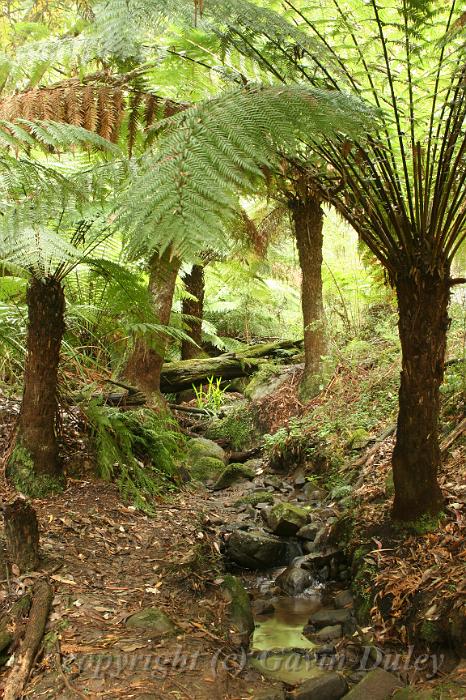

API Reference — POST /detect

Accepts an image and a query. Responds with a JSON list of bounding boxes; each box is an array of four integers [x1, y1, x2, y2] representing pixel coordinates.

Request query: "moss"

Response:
[[7, 444, 64, 497], [235, 491, 274, 507], [419, 619, 443, 644], [213, 462, 255, 491], [394, 512, 446, 535], [205, 402, 260, 451], [190, 456, 225, 483], [351, 547, 377, 624], [222, 574, 254, 643], [244, 363, 282, 400]]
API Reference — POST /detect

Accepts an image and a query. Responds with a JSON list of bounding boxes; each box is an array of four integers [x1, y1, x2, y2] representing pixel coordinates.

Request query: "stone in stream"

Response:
[[252, 598, 276, 616], [267, 503, 309, 537], [333, 590, 353, 609], [213, 463, 255, 490], [275, 566, 314, 596], [287, 672, 348, 700], [227, 529, 302, 569], [315, 624, 342, 641], [341, 668, 403, 699], [296, 523, 320, 541], [308, 608, 351, 628], [125, 607, 176, 635], [300, 547, 342, 573]]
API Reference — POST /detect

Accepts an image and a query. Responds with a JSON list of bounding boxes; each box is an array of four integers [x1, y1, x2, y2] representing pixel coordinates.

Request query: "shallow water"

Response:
[[251, 594, 321, 652]]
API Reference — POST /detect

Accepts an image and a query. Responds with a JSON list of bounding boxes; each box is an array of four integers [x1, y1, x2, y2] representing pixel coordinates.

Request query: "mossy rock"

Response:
[[221, 574, 254, 645], [7, 444, 64, 497], [205, 400, 260, 451], [125, 607, 176, 635], [213, 463, 255, 491], [350, 546, 377, 624], [244, 364, 285, 401], [235, 491, 275, 507], [190, 456, 226, 483], [266, 502, 309, 536], [187, 437, 226, 464]]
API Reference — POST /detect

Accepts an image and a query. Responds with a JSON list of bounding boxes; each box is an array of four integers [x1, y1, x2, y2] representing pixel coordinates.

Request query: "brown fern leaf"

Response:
[[143, 94, 158, 127], [110, 88, 125, 143], [96, 86, 114, 141], [82, 86, 98, 132], [64, 85, 83, 127], [128, 91, 143, 156]]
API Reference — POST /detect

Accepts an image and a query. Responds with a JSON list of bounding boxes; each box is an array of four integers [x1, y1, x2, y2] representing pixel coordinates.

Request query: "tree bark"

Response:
[[124, 249, 180, 396], [4, 499, 40, 572], [289, 192, 325, 399], [181, 264, 205, 360], [17, 277, 65, 477], [391, 269, 450, 520]]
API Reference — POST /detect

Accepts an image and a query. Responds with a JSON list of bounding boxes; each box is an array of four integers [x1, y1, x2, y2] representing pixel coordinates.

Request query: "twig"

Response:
[[54, 640, 87, 700]]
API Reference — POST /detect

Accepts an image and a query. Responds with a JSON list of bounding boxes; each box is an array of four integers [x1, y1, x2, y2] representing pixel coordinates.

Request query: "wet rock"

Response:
[[341, 668, 403, 699], [252, 598, 276, 616], [309, 608, 351, 628], [334, 590, 353, 609], [187, 437, 226, 464], [300, 548, 342, 572], [287, 672, 348, 700], [315, 624, 342, 641], [213, 463, 255, 491], [275, 566, 313, 596], [126, 607, 176, 635], [297, 524, 320, 541], [267, 503, 309, 537], [227, 529, 302, 569], [222, 574, 254, 645]]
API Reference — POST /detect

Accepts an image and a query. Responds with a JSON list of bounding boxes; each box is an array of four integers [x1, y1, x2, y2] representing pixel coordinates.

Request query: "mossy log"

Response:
[[160, 339, 303, 393]]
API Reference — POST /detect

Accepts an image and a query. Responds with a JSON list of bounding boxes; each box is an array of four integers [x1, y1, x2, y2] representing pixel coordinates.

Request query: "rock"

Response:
[[297, 524, 320, 541], [294, 471, 306, 487], [264, 476, 282, 490], [315, 624, 342, 641], [213, 463, 255, 490], [308, 609, 351, 628], [341, 669, 403, 699], [187, 437, 226, 463], [221, 574, 254, 645], [236, 491, 275, 507], [191, 456, 226, 483], [267, 503, 309, 537], [126, 607, 176, 635], [392, 690, 433, 700], [287, 672, 348, 700], [244, 458, 264, 471], [300, 547, 342, 572], [227, 529, 302, 569], [275, 566, 313, 596], [252, 688, 286, 700], [252, 598, 276, 616], [334, 590, 353, 609], [246, 369, 289, 401], [303, 484, 328, 501]]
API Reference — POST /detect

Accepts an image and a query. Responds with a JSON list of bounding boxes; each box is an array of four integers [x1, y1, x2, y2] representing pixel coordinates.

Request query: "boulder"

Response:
[[300, 547, 342, 572], [297, 524, 320, 541], [315, 624, 342, 641], [341, 669, 403, 699], [309, 609, 351, 628], [287, 672, 348, 700], [334, 590, 353, 609], [191, 456, 225, 483], [213, 463, 255, 491], [221, 574, 254, 645], [187, 437, 226, 464], [267, 503, 309, 537], [275, 566, 313, 596], [227, 529, 302, 569], [125, 607, 176, 635]]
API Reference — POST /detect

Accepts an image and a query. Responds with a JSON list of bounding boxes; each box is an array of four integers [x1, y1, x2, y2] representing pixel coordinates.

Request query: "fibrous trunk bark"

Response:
[[124, 249, 180, 396], [4, 499, 40, 572], [391, 269, 450, 520], [17, 277, 65, 477], [289, 193, 325, 400], [181, 264, 205, 360]]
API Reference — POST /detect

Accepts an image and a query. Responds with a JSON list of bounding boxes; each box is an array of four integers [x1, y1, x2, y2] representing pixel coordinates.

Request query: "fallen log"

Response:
[[4, 578, 53, 700], [160, 339, 303, 393]]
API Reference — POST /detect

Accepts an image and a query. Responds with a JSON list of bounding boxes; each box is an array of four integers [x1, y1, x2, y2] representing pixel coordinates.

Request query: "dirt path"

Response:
[[0, 479, 273, 699]]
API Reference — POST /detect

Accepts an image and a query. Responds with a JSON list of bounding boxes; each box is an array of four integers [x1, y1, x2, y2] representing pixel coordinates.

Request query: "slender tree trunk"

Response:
[[289, 193, 325, 400], [181, 264, 205, 360], [391, 269, 450, 520], [124, 249, 180, 395], [14, 278, 65, 478]]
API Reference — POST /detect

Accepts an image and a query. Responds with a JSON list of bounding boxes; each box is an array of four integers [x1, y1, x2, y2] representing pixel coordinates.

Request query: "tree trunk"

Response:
[[289, 192, 325, 400], [181, 264, 205, 360], [124, 249, 180, 395], [391, 269, 450, 520], [15, 277, 65, 478], [4, 499, 40, 572]]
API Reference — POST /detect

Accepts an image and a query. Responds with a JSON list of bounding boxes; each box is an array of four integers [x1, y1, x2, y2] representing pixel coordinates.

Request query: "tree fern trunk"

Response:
[[124, 249, 180, 396], [289, 193, 325, 400], [181, 264, 205, 360], [391, 269, 449, 520], [15, 278, 65, 481]]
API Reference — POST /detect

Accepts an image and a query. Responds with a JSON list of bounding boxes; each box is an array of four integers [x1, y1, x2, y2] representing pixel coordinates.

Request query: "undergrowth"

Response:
[[81, 402, 186, 513]]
